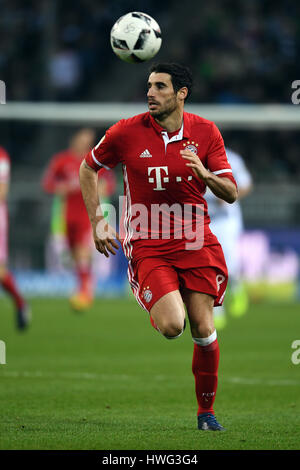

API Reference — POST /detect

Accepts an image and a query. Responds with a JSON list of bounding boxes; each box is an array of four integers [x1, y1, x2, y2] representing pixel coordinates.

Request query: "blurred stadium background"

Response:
[[1, 0, 300, 452], [0, 0, 299, 301]]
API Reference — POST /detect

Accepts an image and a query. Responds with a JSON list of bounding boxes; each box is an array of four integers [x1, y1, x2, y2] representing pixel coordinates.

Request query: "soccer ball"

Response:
[[110, 12, 162, 63]]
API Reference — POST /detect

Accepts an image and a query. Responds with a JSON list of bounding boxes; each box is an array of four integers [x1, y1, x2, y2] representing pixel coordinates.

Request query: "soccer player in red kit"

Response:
[[0, 146, 31, 329], [42, 128, 116, 311], [79, 64, 238, 431]]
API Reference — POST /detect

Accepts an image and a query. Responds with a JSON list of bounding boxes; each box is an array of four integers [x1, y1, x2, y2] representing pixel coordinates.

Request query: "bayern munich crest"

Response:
[[183, 141, 198, 155], [143, 288, 153, 303]]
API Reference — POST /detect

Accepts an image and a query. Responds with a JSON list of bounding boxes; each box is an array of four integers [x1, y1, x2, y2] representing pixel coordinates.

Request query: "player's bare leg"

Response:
[[0, 263, 31, 330], [182, 290, 215, 338], [182, 289, 225, 431], [150, 290, 186, 339], [69, 243, 94, 311]]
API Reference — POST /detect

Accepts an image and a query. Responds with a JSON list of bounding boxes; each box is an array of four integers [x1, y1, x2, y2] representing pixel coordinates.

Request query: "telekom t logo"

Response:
[[148, 166, 169, 191]]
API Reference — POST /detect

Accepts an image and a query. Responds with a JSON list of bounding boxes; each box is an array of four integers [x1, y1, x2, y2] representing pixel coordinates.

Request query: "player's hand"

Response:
[[180, 149, 210, 181], [93, 218, 120, 258]]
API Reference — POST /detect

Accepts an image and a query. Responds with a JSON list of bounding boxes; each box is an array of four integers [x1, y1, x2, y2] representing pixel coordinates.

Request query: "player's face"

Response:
[[147, 72, 179, 120], [71, 129, 95, 156]]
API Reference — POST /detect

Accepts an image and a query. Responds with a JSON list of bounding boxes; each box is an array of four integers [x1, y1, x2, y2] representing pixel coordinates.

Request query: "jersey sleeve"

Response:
[[206, 123, 237, 186], [0, 148, 10, 184], [85, 120, 124, 172]]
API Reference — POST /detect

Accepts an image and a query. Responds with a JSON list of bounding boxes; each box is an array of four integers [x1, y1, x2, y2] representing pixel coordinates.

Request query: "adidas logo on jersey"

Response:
[[139, 149, 152, 158]]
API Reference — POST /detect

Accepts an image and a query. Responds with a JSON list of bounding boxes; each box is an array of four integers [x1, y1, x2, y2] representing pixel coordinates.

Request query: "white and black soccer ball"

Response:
[[110, 12, 162, 63]]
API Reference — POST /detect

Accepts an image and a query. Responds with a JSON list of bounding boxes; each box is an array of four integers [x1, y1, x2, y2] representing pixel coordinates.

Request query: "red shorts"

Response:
[[66, 220, 93, 250], [128, 242, 228, 312]]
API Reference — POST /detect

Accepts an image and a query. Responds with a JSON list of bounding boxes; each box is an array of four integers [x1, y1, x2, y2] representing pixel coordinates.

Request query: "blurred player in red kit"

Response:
[[42, 128, 116, 311], [0, 146, 31, 329], [79, 64, 238, 431]]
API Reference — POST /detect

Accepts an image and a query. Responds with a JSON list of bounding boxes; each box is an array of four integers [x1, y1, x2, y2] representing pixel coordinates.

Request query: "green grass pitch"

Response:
[[0, 294, 299, 450]]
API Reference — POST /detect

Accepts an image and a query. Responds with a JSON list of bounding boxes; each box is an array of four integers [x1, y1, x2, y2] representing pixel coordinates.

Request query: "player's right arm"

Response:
[[80, 124, 123, 257], [79, 159, 119, 257]]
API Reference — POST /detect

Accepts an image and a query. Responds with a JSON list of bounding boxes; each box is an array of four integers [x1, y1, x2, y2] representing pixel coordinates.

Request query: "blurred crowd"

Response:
[[0, 0, 299, 103], [181, 0, 300, 104], [222, 129, 300, 183], [0, 0, 170, 101]]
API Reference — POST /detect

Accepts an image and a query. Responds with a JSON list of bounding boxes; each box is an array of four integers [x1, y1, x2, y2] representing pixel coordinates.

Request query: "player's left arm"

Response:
[[181, 122, 238, 203], [181, 148, 238, 203]]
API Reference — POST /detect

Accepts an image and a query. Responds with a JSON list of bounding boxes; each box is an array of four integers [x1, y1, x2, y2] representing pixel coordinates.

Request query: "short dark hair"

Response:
[[149, 62, 193, 100]]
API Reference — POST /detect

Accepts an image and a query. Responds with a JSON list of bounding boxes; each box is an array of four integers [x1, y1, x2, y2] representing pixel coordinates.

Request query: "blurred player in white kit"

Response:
[[205, 148, 252, 330], [0, 146, 31, 329]]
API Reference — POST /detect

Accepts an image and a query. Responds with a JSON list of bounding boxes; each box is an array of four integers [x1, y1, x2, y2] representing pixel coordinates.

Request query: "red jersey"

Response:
[[42, 149, 116, 226], [85, 112, 236, 261]]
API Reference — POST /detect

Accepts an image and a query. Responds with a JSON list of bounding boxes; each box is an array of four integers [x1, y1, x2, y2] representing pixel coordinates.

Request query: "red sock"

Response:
[[1, 271, 25, 309], [192, 338, 220, 415], [77, 266, 93, 296]]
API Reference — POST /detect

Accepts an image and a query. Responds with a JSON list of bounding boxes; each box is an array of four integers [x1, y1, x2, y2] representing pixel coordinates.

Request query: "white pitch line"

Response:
[[0, 370, 130, 381], [0, 371, 299, 386], [224, 376, 300, 386]]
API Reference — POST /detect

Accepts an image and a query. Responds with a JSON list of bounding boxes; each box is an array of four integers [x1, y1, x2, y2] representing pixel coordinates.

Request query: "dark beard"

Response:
[[149, 100, 177, 121]]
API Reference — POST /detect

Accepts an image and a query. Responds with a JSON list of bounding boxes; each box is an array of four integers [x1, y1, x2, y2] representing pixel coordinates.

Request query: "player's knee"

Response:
[[191, 324, 214, 339], [162, 318, 186, 340]]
